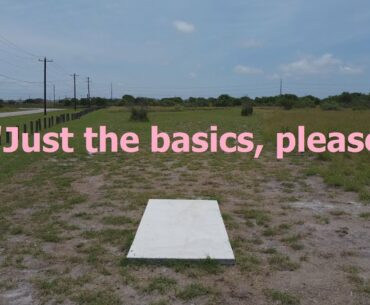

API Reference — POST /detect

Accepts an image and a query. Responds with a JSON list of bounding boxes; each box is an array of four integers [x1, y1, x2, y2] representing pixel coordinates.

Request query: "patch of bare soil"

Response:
[[0, 155, 369, 305], [71, 174, 106, 202]]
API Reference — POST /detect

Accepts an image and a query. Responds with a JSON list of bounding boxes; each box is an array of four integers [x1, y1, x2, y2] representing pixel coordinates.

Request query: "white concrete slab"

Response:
[[127, 199, 235, 264]]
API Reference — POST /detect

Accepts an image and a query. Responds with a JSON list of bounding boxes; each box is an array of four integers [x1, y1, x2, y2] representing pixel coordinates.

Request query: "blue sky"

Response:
[[0, 0, 369, 99]]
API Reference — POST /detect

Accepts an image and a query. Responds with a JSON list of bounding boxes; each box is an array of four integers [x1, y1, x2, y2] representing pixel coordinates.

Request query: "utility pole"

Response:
[[70, 73, 79, 110], [39, 57, 53, 115], [53, 84, 56, 108], [110, 82, 113, 101], [280, 78, 283, 96], [87, 77, 91, 107]]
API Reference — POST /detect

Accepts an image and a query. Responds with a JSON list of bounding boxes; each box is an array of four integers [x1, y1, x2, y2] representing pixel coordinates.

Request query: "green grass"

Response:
[[359, 212, 370, 219], [342, 265, 370, 295], [0, 108, 75, 181], [0, 106, 369, 304], [314, 214, 330, 224], [264, 289, 300, 305], [82, 228, 134, 246], [238, 254, 261, 272], [0, 107, 23, 113], [74, 289, 122, 305], [268, 253, 300, 271], [262, 108, 370, 204], [1, 107, 369, 203], [281, 234, 304, 251], [144, 276, 177, 293], [263, 223, 292, 236], [120, 257, 222, 275], [35, 275, 89, 297], [176, 283, 211, 300], [102, 215, 133, 225], [243, 209, 271, 226], [149, 300, 169, 305]]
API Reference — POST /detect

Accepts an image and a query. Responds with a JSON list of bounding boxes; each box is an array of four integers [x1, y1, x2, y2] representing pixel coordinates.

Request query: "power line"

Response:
[[53, 61, 71, 76], [0, 72, 42, 84], [0, 46, 38, 62], [0, 57, 34, 72], [0, 33, 40, 58]]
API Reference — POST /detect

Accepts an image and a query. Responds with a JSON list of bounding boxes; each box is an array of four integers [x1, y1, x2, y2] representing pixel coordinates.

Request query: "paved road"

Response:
[[0, 108, 63, 118]]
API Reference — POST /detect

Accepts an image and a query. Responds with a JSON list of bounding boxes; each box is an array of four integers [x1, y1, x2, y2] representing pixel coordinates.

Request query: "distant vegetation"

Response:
[[130, 106, 149, 122], [118, 92, 370, 110], [241, 102, 253, 116], [1, 91, 370, 111]]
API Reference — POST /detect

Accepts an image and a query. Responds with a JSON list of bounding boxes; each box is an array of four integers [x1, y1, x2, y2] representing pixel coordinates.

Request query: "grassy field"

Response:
[[0, 104, 60, 112], [0, 108, 75, 181], [0, 107, 23, 113], [261, 108, 370, 202], [0, 107, 369, 305]]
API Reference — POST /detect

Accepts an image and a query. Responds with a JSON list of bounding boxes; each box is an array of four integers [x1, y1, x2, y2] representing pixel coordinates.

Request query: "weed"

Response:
[[144, 276, 177, 293], [268, 253, 299, 271], [264, 289, 300, 305], [176, 283, 211, 300]]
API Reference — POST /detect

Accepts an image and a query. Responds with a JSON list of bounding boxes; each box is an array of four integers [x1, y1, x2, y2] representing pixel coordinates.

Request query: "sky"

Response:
[[0, 0, 369, 100]]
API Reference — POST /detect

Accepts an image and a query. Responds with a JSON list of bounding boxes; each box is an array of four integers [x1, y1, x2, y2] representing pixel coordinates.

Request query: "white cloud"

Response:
[[234, 65, 263, 75], [281, 54, 363, 76], [189, 72, 197, 79], [267, 73, 281, 80], [240, 38, 263, 49], [340, 65, 363, 75], [173, 20, 195, 33]]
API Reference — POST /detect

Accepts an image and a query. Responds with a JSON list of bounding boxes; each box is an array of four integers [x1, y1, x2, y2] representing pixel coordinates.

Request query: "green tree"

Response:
[[121, 94, 135, 106]]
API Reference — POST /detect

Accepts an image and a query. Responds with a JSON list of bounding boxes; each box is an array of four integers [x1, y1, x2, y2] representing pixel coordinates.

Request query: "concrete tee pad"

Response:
[[127, 199, 235, 264]]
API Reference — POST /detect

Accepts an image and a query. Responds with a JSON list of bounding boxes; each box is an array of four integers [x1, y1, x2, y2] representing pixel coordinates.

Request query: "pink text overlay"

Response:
[[0, 125, 369, 159]]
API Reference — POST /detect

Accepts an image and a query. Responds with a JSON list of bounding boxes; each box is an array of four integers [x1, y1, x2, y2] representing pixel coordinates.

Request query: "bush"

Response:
[[351, 99, 370, 110], [130, 107, 149, 121], [241, 102, 253, 116], [279, 94, 299, 110], [295, 97, 316, 108], [280, 99, 294, 110], [174, 105, 184, 112], [320, 100, 340, 111], [121, 94, 135, 106]]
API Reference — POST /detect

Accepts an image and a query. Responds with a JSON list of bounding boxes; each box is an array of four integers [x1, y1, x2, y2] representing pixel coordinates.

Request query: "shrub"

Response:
[[241, 102, 253, 116], [295, 97, 316, 108], [279, 94, 299, 110], [280, 99, 295, 110], [121, 94, 135, 106], [352, 99, 370, 110], [174, 105, 184, 112], [320, 100, 340, 111], [130, 107, 148, 121]]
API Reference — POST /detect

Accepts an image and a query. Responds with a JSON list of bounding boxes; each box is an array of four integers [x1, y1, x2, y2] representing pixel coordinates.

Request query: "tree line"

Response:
[[119, 92, 370, 110], [1, 91, 370, 110]]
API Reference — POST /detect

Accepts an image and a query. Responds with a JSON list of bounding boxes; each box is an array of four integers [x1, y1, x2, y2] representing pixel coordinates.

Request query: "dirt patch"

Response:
[[0, 153, 369, 305], [72, 174, 106, 203], [0, 283, 33, 305]]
